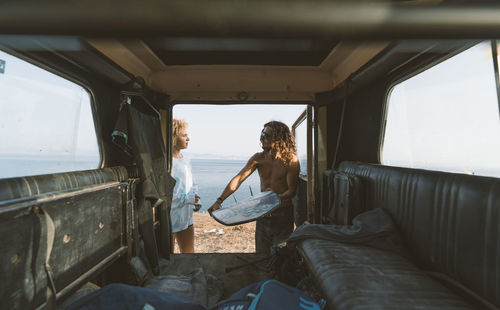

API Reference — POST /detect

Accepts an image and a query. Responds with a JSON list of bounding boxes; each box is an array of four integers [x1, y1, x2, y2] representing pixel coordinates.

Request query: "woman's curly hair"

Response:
[[173, 118, 188, 141], [264, 121, 297, 165]]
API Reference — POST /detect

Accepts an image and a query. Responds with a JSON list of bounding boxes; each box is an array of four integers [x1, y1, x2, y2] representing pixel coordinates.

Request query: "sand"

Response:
[[173, 212, 256, 253]]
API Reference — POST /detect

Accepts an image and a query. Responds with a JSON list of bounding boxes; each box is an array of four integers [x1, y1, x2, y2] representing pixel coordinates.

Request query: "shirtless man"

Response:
[[208, 121, 300, 254]]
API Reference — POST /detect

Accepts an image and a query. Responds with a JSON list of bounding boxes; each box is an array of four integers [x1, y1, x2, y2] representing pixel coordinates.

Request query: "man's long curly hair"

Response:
[[264, 121, 297, 165]]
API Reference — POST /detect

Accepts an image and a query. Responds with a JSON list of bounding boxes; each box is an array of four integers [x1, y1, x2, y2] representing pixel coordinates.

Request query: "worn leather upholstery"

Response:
[[0, 167, 129, 309], [0, 166, 128, 201], [300, 162, 500, 309], [299, 239, 475, 309]]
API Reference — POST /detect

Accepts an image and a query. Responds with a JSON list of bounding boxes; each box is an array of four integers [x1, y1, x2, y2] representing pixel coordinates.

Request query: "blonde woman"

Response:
[[171, 118, 201, 253]]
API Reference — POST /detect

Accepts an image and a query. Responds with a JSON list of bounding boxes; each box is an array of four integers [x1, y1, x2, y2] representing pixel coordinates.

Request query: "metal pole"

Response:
[[1, 2, 500, 38]]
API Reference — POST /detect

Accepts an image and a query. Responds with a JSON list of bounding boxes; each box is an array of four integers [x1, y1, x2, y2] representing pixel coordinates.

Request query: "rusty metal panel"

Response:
[[0, 181, 128, 309], [0, 206, 43, 309]]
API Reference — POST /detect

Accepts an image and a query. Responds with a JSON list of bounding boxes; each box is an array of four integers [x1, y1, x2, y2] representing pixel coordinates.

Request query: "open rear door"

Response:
[[291, 106, 314, 224]]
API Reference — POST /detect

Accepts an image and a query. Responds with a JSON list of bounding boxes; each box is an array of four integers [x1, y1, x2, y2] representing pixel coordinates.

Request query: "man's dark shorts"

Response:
[[255, 215, 294, 254]]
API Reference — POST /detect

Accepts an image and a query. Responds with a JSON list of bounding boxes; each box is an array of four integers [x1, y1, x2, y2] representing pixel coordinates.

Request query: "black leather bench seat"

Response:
[[309, 161, 500, 309], [298, 239, 475, 310]]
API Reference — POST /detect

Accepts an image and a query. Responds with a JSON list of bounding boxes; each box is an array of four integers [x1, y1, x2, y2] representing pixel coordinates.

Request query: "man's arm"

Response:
[[278, 156, 300, 201], [208, 154, 259, 212]]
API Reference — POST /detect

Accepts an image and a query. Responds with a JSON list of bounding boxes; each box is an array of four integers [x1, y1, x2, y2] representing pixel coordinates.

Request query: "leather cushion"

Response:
[[298, 239, 475, 310]]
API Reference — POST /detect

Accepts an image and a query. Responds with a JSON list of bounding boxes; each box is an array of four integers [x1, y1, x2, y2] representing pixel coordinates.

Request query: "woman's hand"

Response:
[[208, 201, 221, 213], [192, 194, 202, 211]]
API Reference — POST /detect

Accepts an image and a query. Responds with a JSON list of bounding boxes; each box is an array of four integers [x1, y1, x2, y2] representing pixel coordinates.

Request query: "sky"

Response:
[[173, 104, 307, 159], [0, 50, 99, 159]]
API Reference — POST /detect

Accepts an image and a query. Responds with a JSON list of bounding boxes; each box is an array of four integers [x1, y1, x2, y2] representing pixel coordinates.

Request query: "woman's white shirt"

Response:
[[170, 157, 197, 232]]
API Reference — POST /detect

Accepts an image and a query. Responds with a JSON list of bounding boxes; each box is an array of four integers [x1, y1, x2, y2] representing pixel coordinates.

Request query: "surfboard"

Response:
[[210, 191, 281, 226]]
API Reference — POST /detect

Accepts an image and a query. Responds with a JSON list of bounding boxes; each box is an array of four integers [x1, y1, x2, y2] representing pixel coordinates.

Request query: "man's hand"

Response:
[[208, 201, 221, 213], [194, 194, 200, 203], [193, 204, 202, 212]]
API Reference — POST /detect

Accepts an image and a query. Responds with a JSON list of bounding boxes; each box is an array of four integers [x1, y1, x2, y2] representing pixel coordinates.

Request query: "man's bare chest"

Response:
[[257, 159, 287, 180]]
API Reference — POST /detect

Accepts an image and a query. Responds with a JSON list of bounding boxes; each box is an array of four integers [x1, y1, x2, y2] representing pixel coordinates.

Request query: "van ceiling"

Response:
[[144, 38, 338, 66], [84, 38, 388, 102]]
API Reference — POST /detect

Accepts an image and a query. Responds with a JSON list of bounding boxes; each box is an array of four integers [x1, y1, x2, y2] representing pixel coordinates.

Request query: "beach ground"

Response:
[[173, 212, 256, 253]]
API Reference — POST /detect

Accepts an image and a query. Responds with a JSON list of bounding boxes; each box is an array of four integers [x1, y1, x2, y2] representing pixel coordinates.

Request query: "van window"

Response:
[[382, 41, 500, 177], [0, 50, 101, 179]]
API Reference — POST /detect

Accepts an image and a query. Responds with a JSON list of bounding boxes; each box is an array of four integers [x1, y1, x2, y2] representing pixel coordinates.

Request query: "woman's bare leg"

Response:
[[174, 225, 195, 253]]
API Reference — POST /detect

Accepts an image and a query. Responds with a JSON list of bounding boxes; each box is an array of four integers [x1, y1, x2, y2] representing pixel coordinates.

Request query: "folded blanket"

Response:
[[287, 208, 408, 257]]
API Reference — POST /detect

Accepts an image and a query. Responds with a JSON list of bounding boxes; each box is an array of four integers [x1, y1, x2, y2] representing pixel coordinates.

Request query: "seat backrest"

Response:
[[337, 161, 500, 307], [0, 167, 129, 309], [321, 171, 367, 225]]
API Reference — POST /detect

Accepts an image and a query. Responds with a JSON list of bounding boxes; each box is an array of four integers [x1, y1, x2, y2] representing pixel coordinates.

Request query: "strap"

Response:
[[248, 280, 274, 310], [35, 206, 57, 310], [331, 77, 352, 170]]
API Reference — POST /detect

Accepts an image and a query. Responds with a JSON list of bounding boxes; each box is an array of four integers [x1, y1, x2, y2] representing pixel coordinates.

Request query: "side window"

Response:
[[382, 41, 500, 178], [0, 50, 101, 179]]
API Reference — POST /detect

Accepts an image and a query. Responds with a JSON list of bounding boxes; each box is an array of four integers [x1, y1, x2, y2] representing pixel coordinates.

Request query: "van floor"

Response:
[[160, 253, 273, 299]]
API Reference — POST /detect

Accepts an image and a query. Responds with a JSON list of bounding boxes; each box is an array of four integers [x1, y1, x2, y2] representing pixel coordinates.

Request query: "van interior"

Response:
[[0, 1, 499, 309]]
